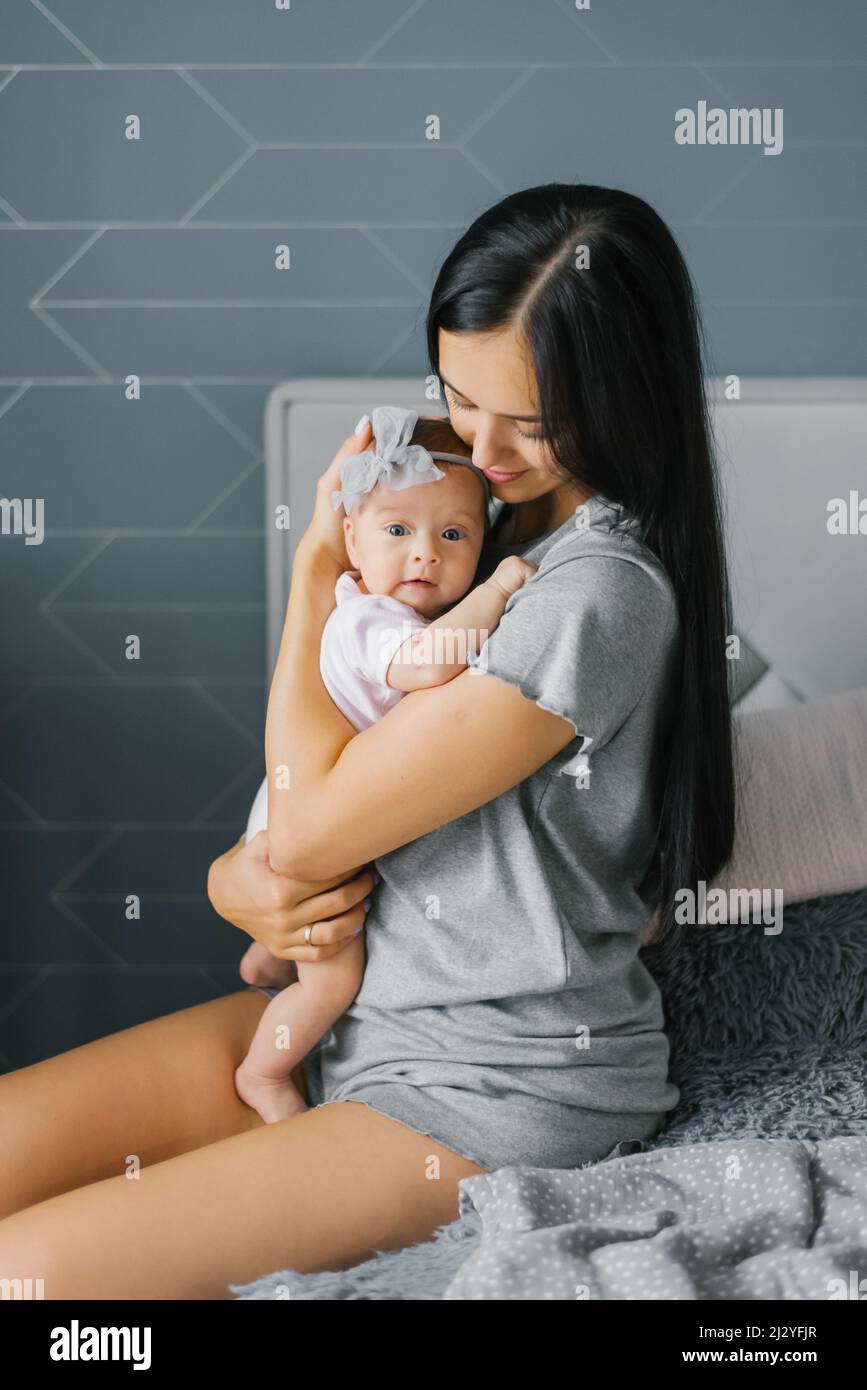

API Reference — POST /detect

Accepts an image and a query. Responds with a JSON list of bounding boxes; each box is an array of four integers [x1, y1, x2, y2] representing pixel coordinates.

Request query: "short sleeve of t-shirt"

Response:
[[466, 552, 679, 755], [338, 591, 430, 689]]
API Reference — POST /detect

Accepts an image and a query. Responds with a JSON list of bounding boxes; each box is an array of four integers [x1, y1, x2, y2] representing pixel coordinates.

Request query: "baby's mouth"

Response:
[[403, 578, 436, 587]]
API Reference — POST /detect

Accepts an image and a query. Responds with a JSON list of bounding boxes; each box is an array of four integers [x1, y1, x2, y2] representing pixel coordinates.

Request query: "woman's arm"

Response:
[[265, 539, 576, 880], [207, 829, 375, 962]]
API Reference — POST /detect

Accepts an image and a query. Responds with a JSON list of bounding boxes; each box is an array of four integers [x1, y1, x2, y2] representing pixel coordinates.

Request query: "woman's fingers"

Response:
[[305, 419, 374, 566], [267, 866, 375, 962], [317, 420, 373, 494], [336, 417, 373, 463], [273, 901, 367, 963], [295, 867, 376, 923]]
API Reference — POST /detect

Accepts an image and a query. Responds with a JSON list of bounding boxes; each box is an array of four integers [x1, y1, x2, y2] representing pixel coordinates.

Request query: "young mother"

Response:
[[0, 183, 735, 1298]]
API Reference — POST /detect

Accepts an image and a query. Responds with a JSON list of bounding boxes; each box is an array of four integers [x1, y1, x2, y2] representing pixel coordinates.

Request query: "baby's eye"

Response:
[[442, 528, 465, 541], [386, 523, 409, 537]]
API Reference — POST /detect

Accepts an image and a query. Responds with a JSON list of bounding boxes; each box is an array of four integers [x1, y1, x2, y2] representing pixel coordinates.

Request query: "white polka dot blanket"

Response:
[[446, 1136, 867, 1300]]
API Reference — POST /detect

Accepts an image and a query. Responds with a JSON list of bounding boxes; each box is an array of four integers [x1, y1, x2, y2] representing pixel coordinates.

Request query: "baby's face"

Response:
[[344, 466, 487, 618]]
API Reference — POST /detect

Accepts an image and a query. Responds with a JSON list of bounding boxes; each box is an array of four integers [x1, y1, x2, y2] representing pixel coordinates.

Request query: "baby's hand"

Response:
[[488, 556, 538, 598]]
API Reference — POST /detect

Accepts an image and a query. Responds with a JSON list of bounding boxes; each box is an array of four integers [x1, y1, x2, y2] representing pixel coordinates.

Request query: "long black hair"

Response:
[[425, 183, 735, 946]]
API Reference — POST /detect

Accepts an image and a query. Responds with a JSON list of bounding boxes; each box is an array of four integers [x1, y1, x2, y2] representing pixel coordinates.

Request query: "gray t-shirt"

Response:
[[301, 492, 683, 1171]]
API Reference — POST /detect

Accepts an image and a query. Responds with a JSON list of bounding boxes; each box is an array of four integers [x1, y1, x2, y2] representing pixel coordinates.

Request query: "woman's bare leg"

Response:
[[0, 989, 306, 1220], [0, 1099, 486, 1299]]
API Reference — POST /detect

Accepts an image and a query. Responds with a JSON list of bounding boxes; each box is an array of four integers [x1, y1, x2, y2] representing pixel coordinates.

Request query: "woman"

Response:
[[0, 183, 734, 1299]]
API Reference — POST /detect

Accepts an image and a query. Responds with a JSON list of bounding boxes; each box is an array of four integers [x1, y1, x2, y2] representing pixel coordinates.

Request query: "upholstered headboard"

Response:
[[263, 377, 867, 711]]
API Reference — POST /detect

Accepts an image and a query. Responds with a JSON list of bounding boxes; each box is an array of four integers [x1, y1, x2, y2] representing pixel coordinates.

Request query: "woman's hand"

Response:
[[300, 414, 374, 570], [207, 829, 377, 963]]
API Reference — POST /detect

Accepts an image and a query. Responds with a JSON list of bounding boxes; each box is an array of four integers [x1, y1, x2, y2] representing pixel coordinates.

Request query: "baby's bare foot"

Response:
[[239, 943, 295, 988], [234, 1062, 309, 1124]]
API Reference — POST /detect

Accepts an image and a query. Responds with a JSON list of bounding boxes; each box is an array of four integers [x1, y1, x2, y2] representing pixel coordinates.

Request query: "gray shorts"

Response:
[[248, 985, 664, 1172]]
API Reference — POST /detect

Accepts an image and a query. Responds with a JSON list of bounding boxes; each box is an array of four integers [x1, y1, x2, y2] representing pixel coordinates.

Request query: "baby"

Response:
[[234, 404, 536, 1122]]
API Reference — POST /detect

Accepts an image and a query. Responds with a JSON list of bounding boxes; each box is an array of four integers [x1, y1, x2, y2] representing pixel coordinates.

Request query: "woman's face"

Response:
[[437, 324, 582, 509]]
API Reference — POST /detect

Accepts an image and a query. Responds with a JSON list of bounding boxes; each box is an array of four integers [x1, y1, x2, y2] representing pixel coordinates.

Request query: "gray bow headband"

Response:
[[331, 404, 491, 517]]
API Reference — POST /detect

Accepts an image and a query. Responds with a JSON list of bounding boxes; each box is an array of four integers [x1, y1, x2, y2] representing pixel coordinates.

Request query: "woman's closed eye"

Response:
[[447, 392, 477, 423], [445, 386, 544, 442]]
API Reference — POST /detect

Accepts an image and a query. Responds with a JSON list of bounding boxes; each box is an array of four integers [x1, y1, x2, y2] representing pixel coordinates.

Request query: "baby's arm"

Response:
[[386, 556, 537, 691]]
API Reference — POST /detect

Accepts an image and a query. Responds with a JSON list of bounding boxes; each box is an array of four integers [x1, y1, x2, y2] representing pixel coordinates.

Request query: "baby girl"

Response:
[[234, 404, 537, 1123]]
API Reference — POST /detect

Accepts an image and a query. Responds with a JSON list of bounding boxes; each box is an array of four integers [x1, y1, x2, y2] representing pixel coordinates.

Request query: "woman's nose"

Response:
[[470, 415, 518, 471]]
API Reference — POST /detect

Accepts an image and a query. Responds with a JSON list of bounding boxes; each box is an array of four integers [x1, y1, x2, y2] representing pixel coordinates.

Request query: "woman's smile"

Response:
[[481, 466, 528, 483]]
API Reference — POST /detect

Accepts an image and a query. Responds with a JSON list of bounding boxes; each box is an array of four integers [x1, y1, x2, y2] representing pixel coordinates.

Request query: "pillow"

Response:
[[641, 687, 867, 944]]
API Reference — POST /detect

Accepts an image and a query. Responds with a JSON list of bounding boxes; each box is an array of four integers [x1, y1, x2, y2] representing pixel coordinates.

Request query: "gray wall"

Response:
[[1, 1, 865, 1068]]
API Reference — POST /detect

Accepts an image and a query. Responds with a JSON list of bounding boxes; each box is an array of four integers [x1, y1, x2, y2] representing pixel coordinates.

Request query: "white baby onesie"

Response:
[[245, 570, 430, 840]]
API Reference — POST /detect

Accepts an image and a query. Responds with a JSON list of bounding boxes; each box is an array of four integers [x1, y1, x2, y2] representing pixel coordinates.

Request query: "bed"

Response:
[[232, 377, 867, 1299]]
